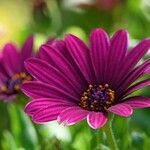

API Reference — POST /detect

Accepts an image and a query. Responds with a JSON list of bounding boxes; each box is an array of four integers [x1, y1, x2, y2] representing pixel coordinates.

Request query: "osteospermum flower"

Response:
[[0, 36, 34, 102], [22, 29, 150, 129]]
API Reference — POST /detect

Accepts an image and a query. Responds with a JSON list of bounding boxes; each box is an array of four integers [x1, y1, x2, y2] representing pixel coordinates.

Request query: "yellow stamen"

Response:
[[14, 84, 20, 91], [1, 85, 7, 92]]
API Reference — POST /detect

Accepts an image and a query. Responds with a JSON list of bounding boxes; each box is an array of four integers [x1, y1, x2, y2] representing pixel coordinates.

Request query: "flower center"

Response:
[[0, 72, 32, 95], [79, 84, 115, 112]]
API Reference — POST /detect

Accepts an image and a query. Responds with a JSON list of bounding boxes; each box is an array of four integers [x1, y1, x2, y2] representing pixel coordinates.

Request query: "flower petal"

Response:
[[124, 79, 150, 96], [90, 28, 110, 83], [108, 104, 133, 117], [87, 112, 107, 129], [25, 98, 74, 116], [22, 81, 78, 102], [0, 58, 9, 80], [117, 59, 150, 94], [39, 44, 87, 91], [25, 58, 81, 97], [107, 30, 128, 84], [122, 96, 150, 108], [57, 106, 89, 126], [125, 39, 150, 69], [65, 34, 96, 83], [116, 39, 150, 87], [21, 35, 33, 63], [32, 105, 69, 123], [2, 43, 21, 74]]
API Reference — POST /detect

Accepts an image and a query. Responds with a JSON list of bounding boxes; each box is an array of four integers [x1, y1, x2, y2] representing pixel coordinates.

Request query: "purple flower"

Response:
[[0, 36, 34, 102], [22, 29, 150, 129]]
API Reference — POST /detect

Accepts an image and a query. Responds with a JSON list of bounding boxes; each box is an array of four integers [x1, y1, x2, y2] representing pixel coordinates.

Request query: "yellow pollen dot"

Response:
[[84, 96, 88, 99], [94, 100, 97, 103], [106, 101, 112, 104], [20, 72, 27, 78], [14, 85, 20, 91], [89, 84, 93, 88], [1, 85, 7, 92], [87, 89, 90, 92], [104, 106, 108, 110], [99, 85, 103, 88], [105, 84, 109, 87], [83, 92, 87, 95]]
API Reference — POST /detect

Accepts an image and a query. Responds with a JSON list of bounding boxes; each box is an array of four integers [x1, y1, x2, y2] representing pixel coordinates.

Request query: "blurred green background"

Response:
[[0, 0, 150, 150]]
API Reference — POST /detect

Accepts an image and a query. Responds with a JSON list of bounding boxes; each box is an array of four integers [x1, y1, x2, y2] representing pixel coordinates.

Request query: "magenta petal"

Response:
[[107, 30, 128, 84], [25, 58, 80, 97], [65, 34, 96, 83], [3, 43, 21, 74], [90, 28, 109, 83], [32, 105, 69, 123], [25, 98, 74, 116], [124, 79, 150, 96], [122, 96, 150, 108], [0, 59, 9, 80], [22, 81, 78, 102], [87, 112, 107, 129], [108, 104, 133, 117], [46, 37, 55, 45], [21, 35, 33, 63], [116, 59, 150, 95], [39, 45, 87, 91], [57, 106, 89, 126], [116, 39, 150, 87], [125, 39, 150, 69], [51, 40, 66, 54]]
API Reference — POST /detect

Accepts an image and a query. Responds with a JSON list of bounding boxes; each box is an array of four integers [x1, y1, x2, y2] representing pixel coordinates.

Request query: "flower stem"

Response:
[[103, 116, 119, 150]]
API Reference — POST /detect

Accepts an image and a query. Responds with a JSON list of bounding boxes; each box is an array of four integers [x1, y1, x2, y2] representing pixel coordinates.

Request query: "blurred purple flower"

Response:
[[22, 29, 150, 129], [0, 36, 34, 102]]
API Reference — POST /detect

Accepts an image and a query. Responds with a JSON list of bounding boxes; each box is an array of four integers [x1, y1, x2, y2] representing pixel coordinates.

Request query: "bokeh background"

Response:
[[0, 0, 150, 150]]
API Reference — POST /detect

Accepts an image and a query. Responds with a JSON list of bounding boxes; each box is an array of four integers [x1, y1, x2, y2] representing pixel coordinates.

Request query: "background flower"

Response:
[[0, 36, 34, 102]]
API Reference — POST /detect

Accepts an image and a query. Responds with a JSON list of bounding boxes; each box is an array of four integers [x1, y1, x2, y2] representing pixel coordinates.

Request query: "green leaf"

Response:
[[8, 104, 39, 150]]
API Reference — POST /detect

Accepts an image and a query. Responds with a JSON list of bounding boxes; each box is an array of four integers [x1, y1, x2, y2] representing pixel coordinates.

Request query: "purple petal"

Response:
[[87, 112, 107, 129], [39, 44, 87, 91], [65, 34, 96, 83], [0, 59, 9, 80], [124, 79, 150, 97], [22, 81, 78, 102], [51, 40, 89, 84], [50, 40, 66, 54], [122, 96, 150, 108], [108, 104, 133, 117], [32, 105, 69, 123], [57, 106, 89, 125], [21, 35, 33, 63], [46, 37, 55, 45], [107, 30, 128, 84], [2, 43, 21, 75], [125, 39, 150, 69], [90, 28, 110, 83], [117, 59, 150, 94], [25, 58, 81, 97], [25, 98, 74, 116], [115, 39, 150, 87]]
